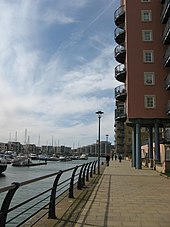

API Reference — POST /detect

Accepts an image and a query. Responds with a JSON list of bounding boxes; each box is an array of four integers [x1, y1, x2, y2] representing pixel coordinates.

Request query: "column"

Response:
[[148, 127, 153, 168], [155, 122, 160, 163], [136, 123, 141, 169], [132, 126, 136, 167]]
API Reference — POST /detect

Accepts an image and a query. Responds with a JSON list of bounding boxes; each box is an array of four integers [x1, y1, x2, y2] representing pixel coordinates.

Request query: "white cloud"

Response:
[[43, 10, 76, 25], [0, 0, 119, 147]]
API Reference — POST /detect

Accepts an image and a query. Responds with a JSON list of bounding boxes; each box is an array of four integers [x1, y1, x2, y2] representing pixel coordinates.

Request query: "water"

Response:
[[0, 157, 98, 187], [0, 157, 100, 226]]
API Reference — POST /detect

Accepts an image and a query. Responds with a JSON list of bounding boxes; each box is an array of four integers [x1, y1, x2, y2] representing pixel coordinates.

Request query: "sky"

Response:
[[0, 0, 121, 148]]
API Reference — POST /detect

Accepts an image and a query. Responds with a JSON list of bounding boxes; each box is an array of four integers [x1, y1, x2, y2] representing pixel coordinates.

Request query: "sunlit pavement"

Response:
[[74, 160, 170, 227]]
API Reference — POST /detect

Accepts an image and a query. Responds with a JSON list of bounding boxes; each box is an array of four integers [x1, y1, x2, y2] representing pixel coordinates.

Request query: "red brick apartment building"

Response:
[[114, 0, 170, 168]]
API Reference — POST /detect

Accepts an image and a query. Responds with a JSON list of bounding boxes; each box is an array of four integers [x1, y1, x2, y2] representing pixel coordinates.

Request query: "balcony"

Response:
[[166, 100, 170, 115], [114, 5, 125, 28], [114, 45, 126, 64], [115, 107, 127, 122], [115, 122, 124, 130], [114, 27, 125, 45], [165, 73, 170, 90], [115, 84, 127, 102], [161, 0, 170, 24], [162, 18, 170, 44], [165, 128, 170, 142], [115, 64, 126, 82], [116, 132, 125, 139], [164, 45, 170, 67]]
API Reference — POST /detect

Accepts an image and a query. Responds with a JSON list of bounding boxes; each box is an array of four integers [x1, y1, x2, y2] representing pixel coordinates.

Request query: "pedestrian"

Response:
[[115, 154, 117, 161], [106, 154, 110, 166], [118, 155, 122, 163]]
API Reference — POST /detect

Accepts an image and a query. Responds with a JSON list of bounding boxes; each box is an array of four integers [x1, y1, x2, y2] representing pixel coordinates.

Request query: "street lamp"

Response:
[[96, 110, 104, 175], [105, 134, 109, 155]]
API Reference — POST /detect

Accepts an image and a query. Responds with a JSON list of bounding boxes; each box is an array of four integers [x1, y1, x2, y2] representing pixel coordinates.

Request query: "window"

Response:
[[141, 10, 152, 22], [142, 30, 153, 41], [141, 0, 151, 2], [144, 95, 156, 108], [143, 50, 154, 63], [144, 72, 155, 85]]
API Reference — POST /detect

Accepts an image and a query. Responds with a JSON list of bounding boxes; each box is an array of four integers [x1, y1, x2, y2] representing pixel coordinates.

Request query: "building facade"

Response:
[[114, 0, 170, 168]]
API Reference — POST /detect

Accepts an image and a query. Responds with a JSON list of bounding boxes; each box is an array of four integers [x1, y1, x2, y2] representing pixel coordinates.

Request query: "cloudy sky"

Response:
[[0, 0, 121, 148]]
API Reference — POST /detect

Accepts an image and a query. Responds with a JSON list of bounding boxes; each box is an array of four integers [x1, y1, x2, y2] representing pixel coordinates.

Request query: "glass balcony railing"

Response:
[[162, 17, 170, 44], [165, 73, 170, 90], [166, 100, 170, 115], [114, 45, 126, 64], [115, 64, 126, 82], [164, 45, 170, 67], [114, 5, 125, 28], [115, 107, 127, 122], [115, 84, 127, 102], [161, 0, 170, 24], [114, 27, 125, 45]]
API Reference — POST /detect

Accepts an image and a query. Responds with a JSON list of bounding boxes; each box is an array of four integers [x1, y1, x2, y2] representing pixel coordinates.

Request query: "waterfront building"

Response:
[[7, 141, 22, 154], [114, 0, 170, 168], [23, 143, 37, 154]]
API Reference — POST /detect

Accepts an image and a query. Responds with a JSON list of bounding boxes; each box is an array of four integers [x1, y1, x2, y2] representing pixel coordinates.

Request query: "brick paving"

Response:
[[26, 160, 170, 227], [74, 160, 170, 227]]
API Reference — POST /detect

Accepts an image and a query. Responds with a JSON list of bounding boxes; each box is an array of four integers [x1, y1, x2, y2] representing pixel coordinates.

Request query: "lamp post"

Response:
[[105, 134, 109, 155], [96, 110, 104, 175]]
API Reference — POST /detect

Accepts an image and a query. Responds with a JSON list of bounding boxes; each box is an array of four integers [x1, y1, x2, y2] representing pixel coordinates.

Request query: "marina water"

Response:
[[0, 157, 103, 226]]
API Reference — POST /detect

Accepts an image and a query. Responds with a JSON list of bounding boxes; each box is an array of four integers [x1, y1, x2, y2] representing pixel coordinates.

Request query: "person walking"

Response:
[[118, 155, 122, 163], [106, 154, 110, 166]]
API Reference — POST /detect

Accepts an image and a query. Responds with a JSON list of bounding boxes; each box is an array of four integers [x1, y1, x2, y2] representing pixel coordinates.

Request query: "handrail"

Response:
[[0, 161, 97, 226]]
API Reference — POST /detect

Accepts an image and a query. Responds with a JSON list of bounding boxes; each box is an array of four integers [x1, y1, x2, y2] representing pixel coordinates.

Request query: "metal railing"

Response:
[[0, 161, 97, 227]]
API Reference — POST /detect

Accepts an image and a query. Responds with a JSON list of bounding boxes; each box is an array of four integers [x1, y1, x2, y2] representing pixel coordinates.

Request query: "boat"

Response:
[[38, 154, 49, 161], [0, 158, 7, 174], [0, 164, 7, 174], [49, 155, 59, 161], [29, 153, 38, 160], [12, 156, 47, 167], [12, 156, 32, 166], [79, 154, 88, 160], [59, 156, 72, 162]]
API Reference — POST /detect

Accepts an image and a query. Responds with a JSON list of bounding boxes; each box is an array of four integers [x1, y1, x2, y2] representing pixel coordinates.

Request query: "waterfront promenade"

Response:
[[31, 159, 170, 227]]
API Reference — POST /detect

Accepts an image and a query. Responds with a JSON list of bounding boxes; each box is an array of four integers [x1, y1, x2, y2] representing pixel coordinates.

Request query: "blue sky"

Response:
[[0, 0, 121, 147]]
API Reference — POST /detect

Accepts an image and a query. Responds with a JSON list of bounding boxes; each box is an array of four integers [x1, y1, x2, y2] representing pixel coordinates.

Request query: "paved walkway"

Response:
[[74, 160, 170, 227]]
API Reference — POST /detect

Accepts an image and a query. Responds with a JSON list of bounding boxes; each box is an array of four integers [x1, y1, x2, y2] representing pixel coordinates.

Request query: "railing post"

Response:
[[77, 164, 85, 190], [69, 166, 78, 198], [90, 161, 95, 178], [86, 162, 92, 182], [0, 182, 20, 227], [94, 160, 97, 174], [48, 171, 63, 219], [82, 163, 88, 186]]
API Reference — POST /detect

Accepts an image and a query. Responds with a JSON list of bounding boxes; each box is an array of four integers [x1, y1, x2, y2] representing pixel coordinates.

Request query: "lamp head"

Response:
[[96, 111, 104, 117]]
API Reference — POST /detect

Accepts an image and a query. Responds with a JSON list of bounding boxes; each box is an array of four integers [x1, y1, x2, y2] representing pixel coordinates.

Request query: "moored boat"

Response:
[[0, 158, 8, 174], [12, 156, 32, 166], [0, 164, 7, 174], [29, 153, 38, 160], [79, 154, 88, 160], [59, 156, 72, 162], [49, 155, 59, 161]]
